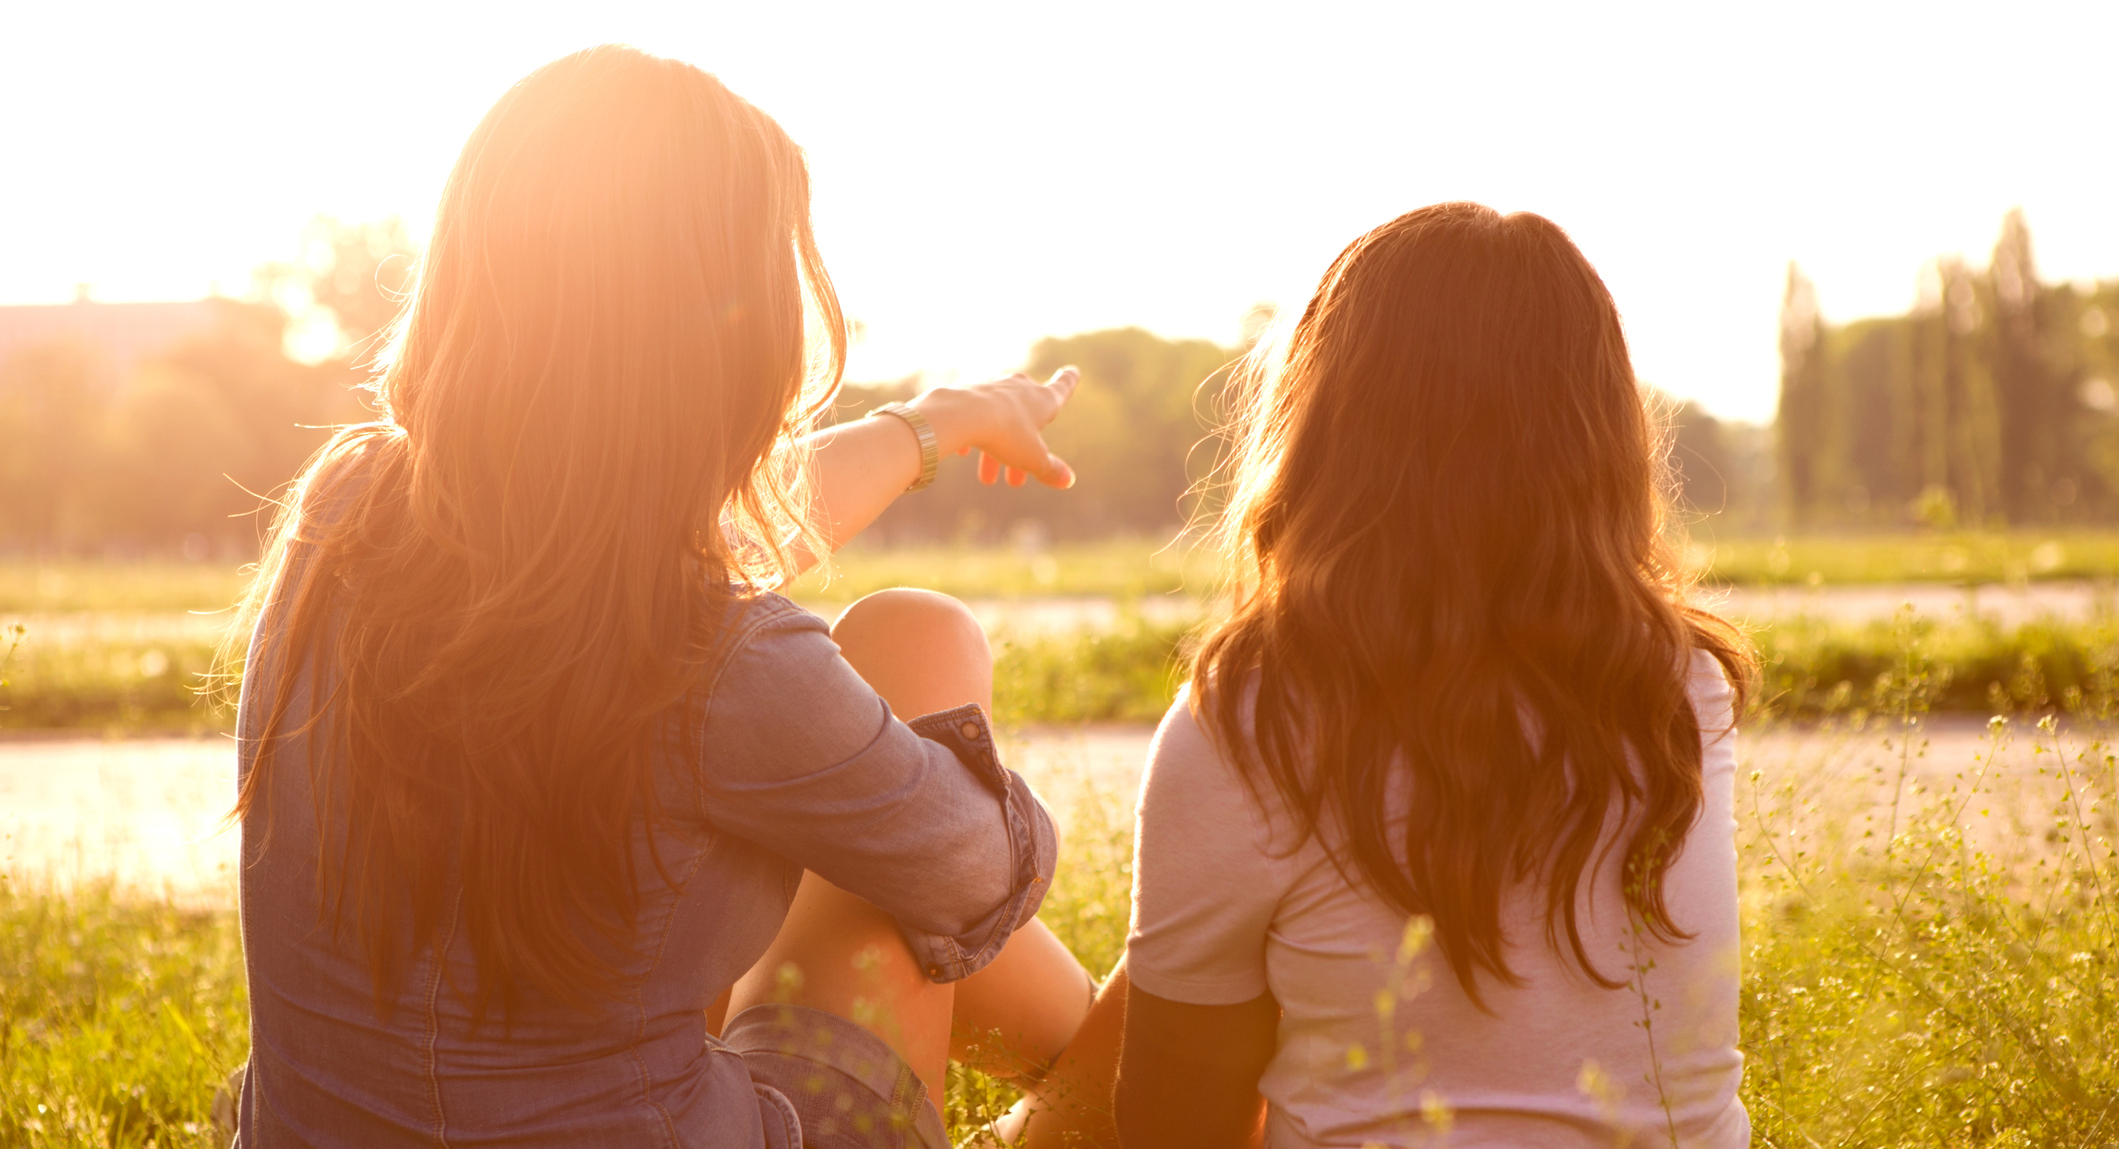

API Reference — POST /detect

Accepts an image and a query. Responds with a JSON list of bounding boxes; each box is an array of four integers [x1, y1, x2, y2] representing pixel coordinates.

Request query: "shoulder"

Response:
[[1150, 684, 1215, 763], [1140, 685, 1288, 847], [721, 589, 822, 643], [701, 591, 830, 687], [296, 426, 393, 519], [1144, 685, 1237, 792]]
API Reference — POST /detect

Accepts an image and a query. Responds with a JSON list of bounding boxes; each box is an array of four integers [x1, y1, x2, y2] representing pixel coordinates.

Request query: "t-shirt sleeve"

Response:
[[1125, 688, 1293, 1006], [1688, 647, 1739, 779]]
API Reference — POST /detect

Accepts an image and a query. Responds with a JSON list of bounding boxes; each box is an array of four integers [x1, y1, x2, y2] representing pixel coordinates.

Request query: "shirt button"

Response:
[[959, 720, 982, 741], [927, 965, 943, 979]]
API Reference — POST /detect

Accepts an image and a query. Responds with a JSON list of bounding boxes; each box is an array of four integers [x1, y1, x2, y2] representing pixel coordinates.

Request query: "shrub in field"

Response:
[[0, 638, 227, 733], [993, 617, 1190, 724], [1757, 611, 2119, 718], [0, 620, 23, 720]]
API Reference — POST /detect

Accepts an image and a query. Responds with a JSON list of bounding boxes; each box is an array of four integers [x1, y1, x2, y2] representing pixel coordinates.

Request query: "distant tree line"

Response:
[[11, 210, 2114, 560], [0, 219, 1241, 558], [0, 219, 409, 559], [830, 327, 1239, 545], [1775, 210, 2119, 529], [0, 303, 367, 559], [1662, 397, 1775, 532]]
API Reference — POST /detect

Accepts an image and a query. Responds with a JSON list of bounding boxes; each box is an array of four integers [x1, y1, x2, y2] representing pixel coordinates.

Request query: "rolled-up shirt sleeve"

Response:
[[690, 599, 1056, 982]]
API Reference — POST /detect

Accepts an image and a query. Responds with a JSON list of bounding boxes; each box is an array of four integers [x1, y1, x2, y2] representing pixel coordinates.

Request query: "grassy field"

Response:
[[0, 543, 1215, 617], [10, 530, 2119, 620], [11, 548, 2119, 1143], [17, 611, 2119, 732], [793, 539, 1219, 602], [7, 654, 2116, 1145], [0, 885, 249, 1147], [0, 564, 251, 615], [1735, 700, 2119, 1144], [7, 530, 2119, 733], [0, 625, 1189, 733], [1688, 531, 2119, 586]]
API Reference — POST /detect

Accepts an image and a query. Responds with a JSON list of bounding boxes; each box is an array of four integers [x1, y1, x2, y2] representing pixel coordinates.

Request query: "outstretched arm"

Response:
[[791, 366, 1079, 571]]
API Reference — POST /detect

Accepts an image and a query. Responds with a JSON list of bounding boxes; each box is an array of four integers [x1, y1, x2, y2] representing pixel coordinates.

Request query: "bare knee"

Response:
[[831, 589, 993, 717], [833, 588, 988, 657]]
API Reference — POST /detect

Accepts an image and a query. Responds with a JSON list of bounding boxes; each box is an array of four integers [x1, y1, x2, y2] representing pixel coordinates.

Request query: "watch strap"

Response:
[[871, 402, 940, 492]]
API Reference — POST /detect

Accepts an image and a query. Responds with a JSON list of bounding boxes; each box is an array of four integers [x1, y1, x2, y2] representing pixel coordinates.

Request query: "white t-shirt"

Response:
[[1126, 653, 1748, 1148]]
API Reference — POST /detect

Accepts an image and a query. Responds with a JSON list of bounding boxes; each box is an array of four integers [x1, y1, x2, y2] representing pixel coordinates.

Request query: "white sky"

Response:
[[4, 0, 2114, 422]]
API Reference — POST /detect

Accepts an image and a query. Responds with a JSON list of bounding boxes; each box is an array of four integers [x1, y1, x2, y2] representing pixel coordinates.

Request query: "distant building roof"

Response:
[[0, 296, 225, 385]]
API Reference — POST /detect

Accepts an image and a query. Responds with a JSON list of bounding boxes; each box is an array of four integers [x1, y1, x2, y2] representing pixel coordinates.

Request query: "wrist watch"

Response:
[[870, 402, 939, 492]]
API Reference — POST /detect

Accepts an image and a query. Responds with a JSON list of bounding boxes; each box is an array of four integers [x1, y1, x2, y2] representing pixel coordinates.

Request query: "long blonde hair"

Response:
[[228, 45, 843, 1015], [1193, 203, 1753, 1004]]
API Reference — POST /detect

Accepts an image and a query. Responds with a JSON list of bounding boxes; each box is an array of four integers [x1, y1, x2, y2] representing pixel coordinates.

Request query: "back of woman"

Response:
[[1116, 203, 1755, 1147], [226, 45, 1088, 1148], [1133, 667, 1742, 1146], [233, 571, 808, 1145]]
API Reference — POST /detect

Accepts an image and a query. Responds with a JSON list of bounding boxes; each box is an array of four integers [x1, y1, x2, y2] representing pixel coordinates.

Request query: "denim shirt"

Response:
[[233, 584, 1057, 1148]]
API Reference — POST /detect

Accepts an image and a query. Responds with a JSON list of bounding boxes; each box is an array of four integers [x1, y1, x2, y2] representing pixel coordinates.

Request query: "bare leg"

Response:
[[727, 589, 1093, 1114], [950, 916, 1096, 1083], [995, 958, 1130, 1148], [731, 871, 958, 1112]]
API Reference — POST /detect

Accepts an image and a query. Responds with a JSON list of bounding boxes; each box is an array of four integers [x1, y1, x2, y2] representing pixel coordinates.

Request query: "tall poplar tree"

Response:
[[1989, 209, 2065, 522], [1776, 263, 1832, 527]]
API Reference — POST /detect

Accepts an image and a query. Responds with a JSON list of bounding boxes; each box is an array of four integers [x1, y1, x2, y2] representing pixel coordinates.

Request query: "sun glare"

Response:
[[2, 3, 2116, 420]]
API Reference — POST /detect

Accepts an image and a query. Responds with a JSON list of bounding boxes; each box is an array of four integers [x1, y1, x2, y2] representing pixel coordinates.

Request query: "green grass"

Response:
[[10, 562, 2119, 1143], [0, 565, 251, 614], [0, 637, 228, 734], [21, 611, 2119, 732], [15, 534, 2119, 735], [8, 671, 2117, 1144], [0, 882, 250, 1148], [1737, 668, 2119, 1143], [17, 533, 2119, 621], [0, 619, 1185, 734], [791, 538, 1217, 602], [992, 619, 1190, 724], [1693, 531, 2119, 586], [1759, 612, 2119, 717]]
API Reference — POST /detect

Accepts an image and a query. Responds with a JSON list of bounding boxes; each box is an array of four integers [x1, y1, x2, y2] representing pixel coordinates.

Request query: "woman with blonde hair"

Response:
[[1017, 203, 1755, 1147], [228, 45, 1097, 1148]]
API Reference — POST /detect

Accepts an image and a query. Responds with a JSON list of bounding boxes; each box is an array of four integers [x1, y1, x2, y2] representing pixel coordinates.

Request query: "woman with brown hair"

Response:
[[227, 45, 1095, 1148], [1016, 203, 1755, 1147]]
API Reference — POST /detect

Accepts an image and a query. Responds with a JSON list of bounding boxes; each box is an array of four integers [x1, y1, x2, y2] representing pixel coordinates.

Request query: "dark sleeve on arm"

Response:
[[691, 601, 1057, 982]]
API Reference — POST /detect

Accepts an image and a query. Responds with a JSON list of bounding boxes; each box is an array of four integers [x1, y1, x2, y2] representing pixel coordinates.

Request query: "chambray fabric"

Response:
[[232, 545, 1054, 1146], [727, 1005, 950, 1149]]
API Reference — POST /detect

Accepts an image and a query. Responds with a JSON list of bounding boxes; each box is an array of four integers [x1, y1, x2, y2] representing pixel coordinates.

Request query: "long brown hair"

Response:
[[1193, 203, 1752, 1004], [226, 45, 844, 1014]]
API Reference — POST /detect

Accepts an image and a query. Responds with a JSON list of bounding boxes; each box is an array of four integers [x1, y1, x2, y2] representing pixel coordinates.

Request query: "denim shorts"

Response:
[[728, 1003, 949, 1149]]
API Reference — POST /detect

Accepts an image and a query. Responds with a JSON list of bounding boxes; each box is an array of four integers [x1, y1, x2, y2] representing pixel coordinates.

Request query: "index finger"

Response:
[[1044, 365, 1080, 403]]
